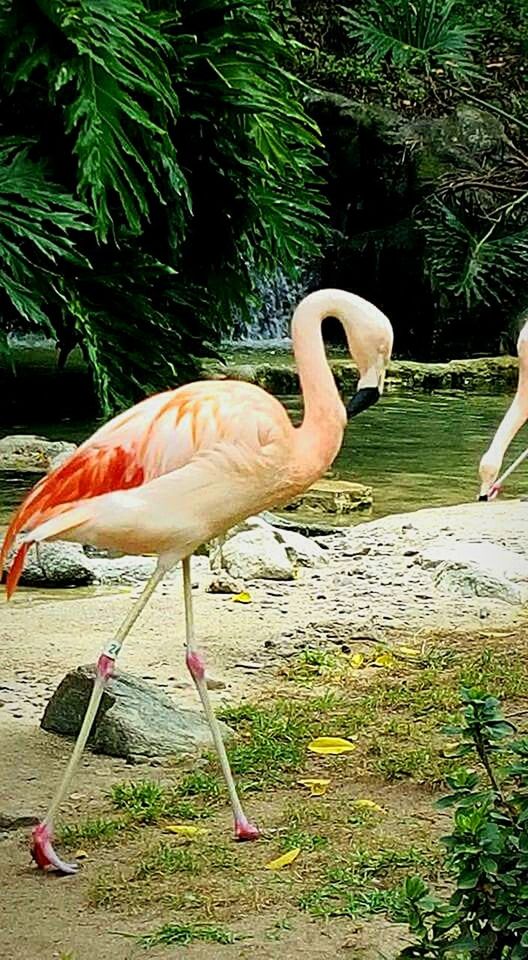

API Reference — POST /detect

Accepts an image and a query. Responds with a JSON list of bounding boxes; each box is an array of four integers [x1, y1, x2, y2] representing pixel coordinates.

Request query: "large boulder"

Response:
[[41, 666, 232, 761], [0, 435, 76, 472], [421, 540, 528, 606], [3, 540, 94, 588], [210, 517, 295, 580], [209, 515, 331, 580]]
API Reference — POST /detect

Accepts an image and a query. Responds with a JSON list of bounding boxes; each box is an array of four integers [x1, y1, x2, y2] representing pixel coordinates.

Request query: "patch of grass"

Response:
[[109, 779, 211, 824], [109, 780, 167, 823], [219, 699, 323, 786], [133, 841, 201, 880], [136, 921, 241, 948], [278, 828, 329, 853], [91, 836, 239, 910], [58, 816, 128, 848], [176, 770, 222, 801], [283, 646, 345, 684], [132, 839, 235, 882], [264, 917, 293, 941], [299, 844, 438, 920]]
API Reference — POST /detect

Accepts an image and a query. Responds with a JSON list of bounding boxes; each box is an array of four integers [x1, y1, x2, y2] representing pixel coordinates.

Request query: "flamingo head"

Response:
[[346, 354, 390, 419]]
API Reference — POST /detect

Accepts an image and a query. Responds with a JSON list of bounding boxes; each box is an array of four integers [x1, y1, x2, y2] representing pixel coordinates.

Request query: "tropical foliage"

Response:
[[397, 689, 528, 958], [275, 0, 528, 358], [342, 0, 479, 81], [0, 0, 325, 412]]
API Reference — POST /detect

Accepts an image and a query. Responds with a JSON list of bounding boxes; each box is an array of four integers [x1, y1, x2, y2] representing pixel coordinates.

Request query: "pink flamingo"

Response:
[[479, 318, 528, 500], [0, 289, 393, 874]]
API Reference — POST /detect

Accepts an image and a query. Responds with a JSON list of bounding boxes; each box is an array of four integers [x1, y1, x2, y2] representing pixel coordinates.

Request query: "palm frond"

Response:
[[342, 0, 480, 80], [0, 139, 90, 331], [421, 201, 528, 308], [35, 0, 190, 239]]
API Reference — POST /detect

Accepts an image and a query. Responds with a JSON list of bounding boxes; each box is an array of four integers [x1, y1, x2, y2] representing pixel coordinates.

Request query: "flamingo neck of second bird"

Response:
[[291, 291, 348, 477]]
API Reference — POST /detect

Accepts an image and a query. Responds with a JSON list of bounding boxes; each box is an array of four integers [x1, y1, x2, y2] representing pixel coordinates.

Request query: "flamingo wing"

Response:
[[1, 382, 265, 596]]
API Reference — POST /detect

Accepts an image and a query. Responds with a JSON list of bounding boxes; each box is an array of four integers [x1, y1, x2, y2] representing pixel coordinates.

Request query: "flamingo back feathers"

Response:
[[1, 380, 288, 598]]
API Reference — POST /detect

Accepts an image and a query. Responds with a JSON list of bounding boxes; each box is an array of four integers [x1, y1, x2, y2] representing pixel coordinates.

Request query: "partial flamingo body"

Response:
[[479, 318, 528, 499], [1, 288, 393, 873]]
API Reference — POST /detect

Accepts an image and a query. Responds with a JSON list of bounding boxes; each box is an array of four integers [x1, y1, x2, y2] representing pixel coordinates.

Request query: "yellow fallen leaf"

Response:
[[350, 653, 365, 669], [164, 825, 208, 838], [264, 847, 301, 870], [232, 592, 252, 604], [297, 778, 331, 797], [374, 652, 396, 668], [74, 849, 88, 860], [308, 736, 357, 755], [396, 645, 421, 659], [352, 799, 384, 812]]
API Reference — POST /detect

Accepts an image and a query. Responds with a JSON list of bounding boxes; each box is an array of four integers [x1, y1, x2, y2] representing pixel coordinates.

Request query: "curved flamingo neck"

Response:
[[291, 292, 347, 476]]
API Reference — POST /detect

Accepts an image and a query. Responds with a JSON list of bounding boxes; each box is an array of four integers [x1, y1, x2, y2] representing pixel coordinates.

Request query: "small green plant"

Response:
[[109, 779, 208, 822], [300, 844, 435, 919], [136, 922, 241, 948], [397, 688, 528, 958], [58, 816, 127, 848], [278, 828, 329, 853], [342, 0, 479, 81], [109, 780, 168, 822]]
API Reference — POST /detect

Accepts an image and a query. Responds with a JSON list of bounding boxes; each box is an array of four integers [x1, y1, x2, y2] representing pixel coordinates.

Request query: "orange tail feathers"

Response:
[[5, 542, 31, 600]]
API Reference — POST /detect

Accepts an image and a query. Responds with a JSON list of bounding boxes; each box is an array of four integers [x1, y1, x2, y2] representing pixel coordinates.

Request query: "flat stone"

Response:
[[284, 479, 373, 515], [0, 435, 76, 472], [41, 666, 233, 761], [0, 811, 38, 831], [434, 562, 524, 606], [421, 541, 528, 582]]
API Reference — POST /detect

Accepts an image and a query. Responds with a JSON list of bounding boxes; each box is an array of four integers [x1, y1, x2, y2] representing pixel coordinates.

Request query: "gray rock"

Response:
[[421, 541, 528, 582], [3, 540, 94, 587], [0, 434, 76, 472], [87, 554, 157, 585], [0, 811, 38, 831], [206, 575, 244, 594], [276, 528, 329, 567], [41, 666, 232, 761], [210, 518, 295, 580], [260, 511, 345, 537], [434, 561, 523, 605]]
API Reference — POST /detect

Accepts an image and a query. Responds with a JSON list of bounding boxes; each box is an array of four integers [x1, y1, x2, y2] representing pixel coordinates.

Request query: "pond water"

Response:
[[1, 390, 526, 528]]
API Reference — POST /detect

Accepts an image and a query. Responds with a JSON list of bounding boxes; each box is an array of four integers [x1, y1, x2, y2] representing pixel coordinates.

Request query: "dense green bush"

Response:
[[0, 0, 325, 412], [397, 689, 528, 958]]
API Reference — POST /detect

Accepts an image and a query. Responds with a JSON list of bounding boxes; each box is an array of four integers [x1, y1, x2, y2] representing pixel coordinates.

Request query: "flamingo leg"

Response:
[[182, 556, 259, 841], [31, 565, 165, 874]]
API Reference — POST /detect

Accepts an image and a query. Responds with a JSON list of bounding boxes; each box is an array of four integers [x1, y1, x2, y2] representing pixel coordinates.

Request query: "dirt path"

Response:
[[2, 500, 528, 959]]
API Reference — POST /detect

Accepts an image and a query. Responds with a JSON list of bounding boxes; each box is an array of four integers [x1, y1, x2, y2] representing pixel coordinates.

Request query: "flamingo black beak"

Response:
[[346, 386, 381, 419]]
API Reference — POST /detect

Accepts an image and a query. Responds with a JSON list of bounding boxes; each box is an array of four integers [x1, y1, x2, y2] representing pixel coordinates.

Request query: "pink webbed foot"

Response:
[[31, 822, 78, 876], [235, 817, 260, 842]]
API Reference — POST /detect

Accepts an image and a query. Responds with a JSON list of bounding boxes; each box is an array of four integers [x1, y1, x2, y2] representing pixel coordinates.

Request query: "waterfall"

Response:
[[230, 267, 318, 345]]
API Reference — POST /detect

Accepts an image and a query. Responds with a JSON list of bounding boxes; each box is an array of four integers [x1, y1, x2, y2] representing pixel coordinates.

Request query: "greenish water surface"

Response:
[[1, 390, 526, 527]]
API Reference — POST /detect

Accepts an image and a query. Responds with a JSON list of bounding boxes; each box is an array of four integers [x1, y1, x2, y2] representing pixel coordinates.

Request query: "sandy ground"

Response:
[[2, 499, 528, 959]]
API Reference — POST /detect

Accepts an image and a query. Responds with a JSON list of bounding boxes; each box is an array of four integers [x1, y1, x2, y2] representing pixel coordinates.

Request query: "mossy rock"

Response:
[[213, 355, 519, 397], [284, 479, 373, 515]]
